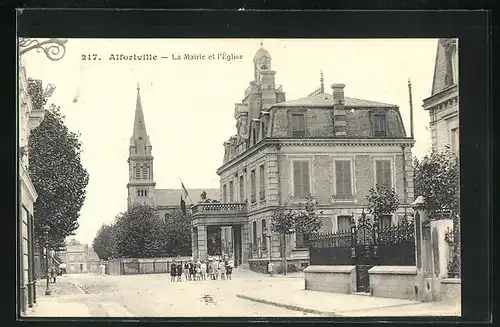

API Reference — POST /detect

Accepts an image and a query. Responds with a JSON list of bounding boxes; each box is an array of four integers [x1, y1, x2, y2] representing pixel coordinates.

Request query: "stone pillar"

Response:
[[191, 227, 198, 260], [197, 225, 208, 261], [241, 223, 250, 268], [430, 218, 454, 278]]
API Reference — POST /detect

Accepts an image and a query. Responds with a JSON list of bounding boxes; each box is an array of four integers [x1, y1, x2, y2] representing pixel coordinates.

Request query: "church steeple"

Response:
[[127, 83, 155, 209]]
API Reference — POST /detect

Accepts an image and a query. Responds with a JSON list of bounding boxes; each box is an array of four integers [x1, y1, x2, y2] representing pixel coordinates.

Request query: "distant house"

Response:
[[422, 38, 459, 155], [58, 245, 87, 273]]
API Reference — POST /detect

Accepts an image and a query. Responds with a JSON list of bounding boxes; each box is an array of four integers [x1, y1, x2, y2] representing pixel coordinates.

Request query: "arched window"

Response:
[[137, 190, 140, 197], [142, 164, 149, 179], [135, 165, 141, 179], [144, 190, 148, 197]]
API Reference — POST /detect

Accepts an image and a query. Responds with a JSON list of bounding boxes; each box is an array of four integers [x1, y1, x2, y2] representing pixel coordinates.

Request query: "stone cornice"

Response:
[[217, 137, 415, 174], [422, 84, 458, 110], [127, 156, 154, 163], [126, 182, 156, 187]]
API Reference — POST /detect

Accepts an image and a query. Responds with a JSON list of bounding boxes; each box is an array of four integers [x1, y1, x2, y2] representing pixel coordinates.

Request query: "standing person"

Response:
[[219, 260, 226, 280], [100, 263, 106, 277], [50, 266, 57, 283], [170, 262, 177, 282], [200, 261, 207, 281], [207, 259, 213, 280], [183, 261, 190, 281], [176, 262, 183, 282], [225, 260, 233, 280], [268, 261, 275, 277], [211, 259, 218, 280], [189, 260, 196, 281], [195, 263, 202, 281]]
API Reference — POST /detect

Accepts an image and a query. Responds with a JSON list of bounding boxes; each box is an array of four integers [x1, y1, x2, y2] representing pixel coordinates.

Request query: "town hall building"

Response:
[[190, 44, 416, 272], [126, 84, 219, 218]]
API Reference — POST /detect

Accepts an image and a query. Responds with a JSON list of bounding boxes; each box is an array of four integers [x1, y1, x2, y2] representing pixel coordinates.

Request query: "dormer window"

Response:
[[291, 114, 306, 137], [374, 114, 387, 137]]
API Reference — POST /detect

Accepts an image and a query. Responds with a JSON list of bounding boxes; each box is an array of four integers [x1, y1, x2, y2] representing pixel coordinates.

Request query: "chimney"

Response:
[[332, 83, 347, 137]]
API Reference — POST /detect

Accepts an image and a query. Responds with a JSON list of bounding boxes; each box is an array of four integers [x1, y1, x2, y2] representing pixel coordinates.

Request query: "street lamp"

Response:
[[41, 225, 51, 296]]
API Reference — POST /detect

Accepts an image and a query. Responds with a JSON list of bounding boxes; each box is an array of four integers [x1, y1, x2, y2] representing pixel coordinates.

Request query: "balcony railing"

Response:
[[191, 202, 247, 214]]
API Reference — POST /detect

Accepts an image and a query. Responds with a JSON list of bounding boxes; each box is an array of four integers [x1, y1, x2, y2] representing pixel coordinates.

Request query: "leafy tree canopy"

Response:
[[366, 183, 400, 218], [163, 209, 192, 257], [92, 223, 116, 261], [271, 194, 322, 236], [28, 104, 89, 251], [413, 148, 460, 219]]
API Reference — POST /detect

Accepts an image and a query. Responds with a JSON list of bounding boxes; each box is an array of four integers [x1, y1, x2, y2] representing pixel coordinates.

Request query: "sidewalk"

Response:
[[236, 278, 461, 317], [25, 297, 92, 317]]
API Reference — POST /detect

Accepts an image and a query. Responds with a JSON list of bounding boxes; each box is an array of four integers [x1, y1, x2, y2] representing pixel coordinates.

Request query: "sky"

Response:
[[21, 38, 438, 245]]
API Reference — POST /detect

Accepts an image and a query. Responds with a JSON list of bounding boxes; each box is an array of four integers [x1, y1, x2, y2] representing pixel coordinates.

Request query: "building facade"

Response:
[[19, 61, 46, 314], [422, 39, 459, 155], [192, 45, 415, 271], [126, 85, 219, 220]]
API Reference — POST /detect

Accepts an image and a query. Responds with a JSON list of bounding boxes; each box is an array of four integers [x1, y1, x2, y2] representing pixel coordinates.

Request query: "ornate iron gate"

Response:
[[308, 212, 415, 293]]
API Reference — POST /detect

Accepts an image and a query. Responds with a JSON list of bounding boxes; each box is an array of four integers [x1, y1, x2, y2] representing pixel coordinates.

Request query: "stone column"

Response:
[[241, 223, 250, 268], [430, 218, 454, 278], [197, 225, 208, 261], [191, 227, 198, 260]]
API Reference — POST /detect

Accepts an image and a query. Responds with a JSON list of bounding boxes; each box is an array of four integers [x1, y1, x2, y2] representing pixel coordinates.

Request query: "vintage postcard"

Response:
[[18, 38, 460, 318]]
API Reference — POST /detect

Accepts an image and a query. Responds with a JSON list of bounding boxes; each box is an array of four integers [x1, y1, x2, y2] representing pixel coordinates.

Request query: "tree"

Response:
[[413, 148, 460, 219], [66, 238, 83, 246], [28, 104, 89, 251], [366, 183, 400, 222], [92, 223, 116, 261], [414, 148, 460, 277], [113, 204, 166, 258], [294, 195, 323, 245], [163, 210, 192, 257]]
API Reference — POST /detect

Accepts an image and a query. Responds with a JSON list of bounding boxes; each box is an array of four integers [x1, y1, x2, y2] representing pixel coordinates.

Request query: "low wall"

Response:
[[304, 265, 356, 294], [248, 258, 309, 274], [440, 278, 461, 305], [369, 266, 417, 300]]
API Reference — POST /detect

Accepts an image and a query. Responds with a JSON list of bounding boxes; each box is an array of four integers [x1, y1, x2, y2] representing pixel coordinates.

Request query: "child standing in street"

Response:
[[176, 262, 183, 282], [219, 260, 226, 280], [268, 261, 274, 277], [170, 262, 177, 282], [225, 261, 233, 280], [200, 261, 207, 281]]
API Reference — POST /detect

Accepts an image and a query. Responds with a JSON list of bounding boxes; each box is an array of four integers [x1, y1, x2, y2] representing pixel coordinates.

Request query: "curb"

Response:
[[236, 294, 337, 317]]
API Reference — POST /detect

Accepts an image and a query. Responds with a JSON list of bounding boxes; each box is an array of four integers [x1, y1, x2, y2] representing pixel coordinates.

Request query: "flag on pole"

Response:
[[180, 181, 190, 216]]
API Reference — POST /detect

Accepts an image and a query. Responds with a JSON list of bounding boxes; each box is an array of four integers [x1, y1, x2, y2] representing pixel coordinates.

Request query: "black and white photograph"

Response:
[[18, 37, 461, 318]]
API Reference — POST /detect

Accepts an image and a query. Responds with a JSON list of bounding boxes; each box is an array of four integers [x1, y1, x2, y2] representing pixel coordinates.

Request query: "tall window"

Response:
[[379, 215, 392, 229], [374, 114, 387, 137], [337, 216, 351, 233], [291, 114, 305, 137], [375, 160, 392, 187], [239, 175, 245, 202], [259, 164, 265, 200], [142, 164, 149, 179], [250, 169, 256, 203], [223, 184, 227, 203], [252, 127, 257, 145], [252, 221, 257, 246], [450, 127, 459, 154], [229, 181, 234, 202], [135, 165, 141, 179], [293, 160, 310, 198], [335, 160, 353, 198]]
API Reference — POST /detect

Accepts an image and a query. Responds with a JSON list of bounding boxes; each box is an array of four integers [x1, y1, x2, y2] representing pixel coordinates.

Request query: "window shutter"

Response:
[[293, 161, 301, 196], [301, 161, 310, 197]]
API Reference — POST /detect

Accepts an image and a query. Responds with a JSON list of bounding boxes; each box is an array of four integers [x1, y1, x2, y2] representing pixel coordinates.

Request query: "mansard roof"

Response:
[[155, 188, 220, 206], [273, 92, 398, 108]]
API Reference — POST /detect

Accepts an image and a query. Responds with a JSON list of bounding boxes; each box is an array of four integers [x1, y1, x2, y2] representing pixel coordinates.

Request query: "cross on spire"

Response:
[[137, 82, 140, 91], [260, 40, 263, 47]]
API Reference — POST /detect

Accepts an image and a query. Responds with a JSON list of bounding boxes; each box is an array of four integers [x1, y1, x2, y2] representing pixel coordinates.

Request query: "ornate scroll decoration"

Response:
[[19, 38, 68, 61]]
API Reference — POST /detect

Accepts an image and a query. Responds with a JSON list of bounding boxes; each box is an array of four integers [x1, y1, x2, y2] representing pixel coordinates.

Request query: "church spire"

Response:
[[320, 70, 324, 93], [132, 83, 148, 139]]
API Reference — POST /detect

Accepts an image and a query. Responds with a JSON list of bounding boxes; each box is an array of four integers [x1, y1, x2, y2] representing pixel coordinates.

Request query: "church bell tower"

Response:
[[127, 84, 156, 208]]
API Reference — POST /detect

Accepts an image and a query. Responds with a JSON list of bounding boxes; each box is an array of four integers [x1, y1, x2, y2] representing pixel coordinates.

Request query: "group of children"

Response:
[[169, 259, 233, 282]]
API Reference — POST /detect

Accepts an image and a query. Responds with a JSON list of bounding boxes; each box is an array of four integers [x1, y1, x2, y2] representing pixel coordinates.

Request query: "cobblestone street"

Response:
[[30, 270, 313, 317]]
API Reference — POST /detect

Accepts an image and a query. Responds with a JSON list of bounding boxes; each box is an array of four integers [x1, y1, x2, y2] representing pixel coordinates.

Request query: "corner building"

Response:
[[191, 45, 415, 272]]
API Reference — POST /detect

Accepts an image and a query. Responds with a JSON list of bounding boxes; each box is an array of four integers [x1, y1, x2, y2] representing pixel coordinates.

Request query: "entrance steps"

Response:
[[352, 292, 372, 297]]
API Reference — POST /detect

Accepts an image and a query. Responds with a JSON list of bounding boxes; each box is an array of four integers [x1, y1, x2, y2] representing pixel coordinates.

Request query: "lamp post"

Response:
[[41, 225, 51, 296]]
